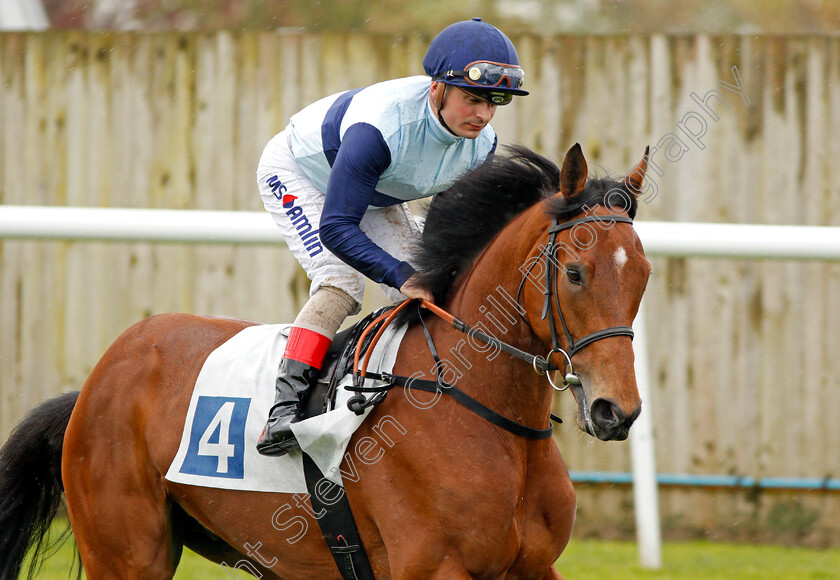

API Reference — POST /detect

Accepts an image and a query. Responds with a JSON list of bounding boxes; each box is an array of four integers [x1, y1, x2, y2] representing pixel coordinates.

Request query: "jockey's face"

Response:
[[430, 82, 497, 139]]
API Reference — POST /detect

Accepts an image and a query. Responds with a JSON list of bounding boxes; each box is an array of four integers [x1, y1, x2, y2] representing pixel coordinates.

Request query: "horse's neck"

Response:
[[448, 203, 547, 347], [430, 207, 553, 431]]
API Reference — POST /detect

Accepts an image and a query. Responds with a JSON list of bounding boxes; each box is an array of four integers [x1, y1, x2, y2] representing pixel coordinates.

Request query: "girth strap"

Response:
[[302, 453, 376, 580]]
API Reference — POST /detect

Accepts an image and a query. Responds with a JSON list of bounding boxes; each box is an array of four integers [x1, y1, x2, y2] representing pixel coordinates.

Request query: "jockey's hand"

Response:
[[400, 275, 434, 304]]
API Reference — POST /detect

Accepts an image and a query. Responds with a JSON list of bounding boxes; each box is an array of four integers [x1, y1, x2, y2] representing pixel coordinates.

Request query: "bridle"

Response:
[[518, 213, 636, 391], [346, 211, 637, 439]]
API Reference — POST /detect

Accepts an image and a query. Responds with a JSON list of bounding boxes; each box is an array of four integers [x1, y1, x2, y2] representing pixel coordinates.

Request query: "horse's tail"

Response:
[[0, 391, 80, 580]]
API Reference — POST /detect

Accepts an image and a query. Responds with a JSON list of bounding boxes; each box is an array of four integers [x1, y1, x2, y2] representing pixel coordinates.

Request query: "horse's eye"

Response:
[[566, 266, 584, 285]]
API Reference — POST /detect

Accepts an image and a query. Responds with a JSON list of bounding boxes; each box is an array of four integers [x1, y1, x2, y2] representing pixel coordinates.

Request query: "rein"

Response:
[[347, 299, 556, 440], [346, 212, 636, 440]]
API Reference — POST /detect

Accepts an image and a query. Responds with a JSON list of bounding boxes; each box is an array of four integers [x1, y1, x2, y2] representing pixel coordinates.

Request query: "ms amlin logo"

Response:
[[267, 175, 323, 257]]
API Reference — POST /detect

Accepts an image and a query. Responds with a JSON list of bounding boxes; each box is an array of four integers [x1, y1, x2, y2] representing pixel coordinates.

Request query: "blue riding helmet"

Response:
[[423, 17, 529, 104]]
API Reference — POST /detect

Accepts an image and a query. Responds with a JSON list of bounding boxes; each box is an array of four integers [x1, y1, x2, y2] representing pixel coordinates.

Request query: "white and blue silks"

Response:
[[259, 76, 496, 293]]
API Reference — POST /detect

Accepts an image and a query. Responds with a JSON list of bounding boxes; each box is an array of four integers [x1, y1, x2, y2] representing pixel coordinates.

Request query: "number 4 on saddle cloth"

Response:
[[166, 307, 402, 494]]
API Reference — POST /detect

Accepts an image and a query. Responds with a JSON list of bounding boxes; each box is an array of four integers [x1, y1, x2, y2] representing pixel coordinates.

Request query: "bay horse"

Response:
[[0, 143, 650, 579]]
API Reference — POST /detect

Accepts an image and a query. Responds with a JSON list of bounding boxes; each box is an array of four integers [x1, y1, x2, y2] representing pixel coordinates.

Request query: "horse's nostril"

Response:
[[591, 398, 624, 429]]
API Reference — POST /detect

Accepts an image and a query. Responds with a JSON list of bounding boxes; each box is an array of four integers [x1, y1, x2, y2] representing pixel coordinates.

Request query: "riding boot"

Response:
[[256, 357, 320, 456], [256, 326, 332, 457]]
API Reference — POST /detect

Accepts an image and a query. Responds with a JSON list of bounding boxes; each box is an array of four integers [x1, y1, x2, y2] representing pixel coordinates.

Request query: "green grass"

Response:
[[23, 538, 223, 579], [559, 539, 840, 579], [24, 531, 840, 579]]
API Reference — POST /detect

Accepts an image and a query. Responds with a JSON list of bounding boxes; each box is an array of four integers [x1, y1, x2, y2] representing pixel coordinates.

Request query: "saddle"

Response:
[[300, 306, 391, 421]]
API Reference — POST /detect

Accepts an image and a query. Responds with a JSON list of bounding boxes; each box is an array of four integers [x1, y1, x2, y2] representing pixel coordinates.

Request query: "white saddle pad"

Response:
[[165, 321, 407, 493]]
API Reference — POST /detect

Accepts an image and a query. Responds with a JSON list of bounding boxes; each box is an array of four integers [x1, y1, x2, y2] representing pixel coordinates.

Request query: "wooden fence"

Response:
[[2, 30, 839, 543]]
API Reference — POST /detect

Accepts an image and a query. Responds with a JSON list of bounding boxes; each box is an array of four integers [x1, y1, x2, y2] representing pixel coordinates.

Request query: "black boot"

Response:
[[256, 358, 320, 456]]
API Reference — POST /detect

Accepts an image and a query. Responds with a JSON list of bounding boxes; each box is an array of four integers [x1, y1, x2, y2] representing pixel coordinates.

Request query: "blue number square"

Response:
[[180, 396, 250, 479]]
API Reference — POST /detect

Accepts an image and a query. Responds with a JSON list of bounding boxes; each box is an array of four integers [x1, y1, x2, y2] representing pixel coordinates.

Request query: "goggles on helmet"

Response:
[[446, 61, 525, 90]]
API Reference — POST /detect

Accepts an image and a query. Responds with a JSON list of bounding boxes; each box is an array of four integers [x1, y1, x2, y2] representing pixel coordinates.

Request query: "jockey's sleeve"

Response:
[[319, 122, 417, 290]]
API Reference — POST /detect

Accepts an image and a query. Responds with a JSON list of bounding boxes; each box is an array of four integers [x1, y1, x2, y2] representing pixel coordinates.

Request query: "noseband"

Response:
[[519, 214, 635, 390]]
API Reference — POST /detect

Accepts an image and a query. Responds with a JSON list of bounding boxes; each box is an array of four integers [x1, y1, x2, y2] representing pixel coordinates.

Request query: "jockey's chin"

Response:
[[454, 121, 488, 139]]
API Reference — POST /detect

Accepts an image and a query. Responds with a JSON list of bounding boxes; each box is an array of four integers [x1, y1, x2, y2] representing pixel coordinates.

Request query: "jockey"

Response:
[[256, 18, 529, 456]]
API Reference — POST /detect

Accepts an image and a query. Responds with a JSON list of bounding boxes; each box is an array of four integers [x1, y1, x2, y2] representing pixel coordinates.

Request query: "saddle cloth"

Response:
[[165, 321, 407, 493]]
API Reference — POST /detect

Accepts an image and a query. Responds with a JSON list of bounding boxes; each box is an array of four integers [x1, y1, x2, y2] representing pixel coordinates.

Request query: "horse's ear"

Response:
[[624, 146, 650, 195], [559, 143, 588, 198]]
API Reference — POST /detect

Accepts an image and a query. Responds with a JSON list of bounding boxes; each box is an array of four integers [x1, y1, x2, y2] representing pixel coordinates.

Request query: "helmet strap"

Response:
[[432, 82, 458, 136]]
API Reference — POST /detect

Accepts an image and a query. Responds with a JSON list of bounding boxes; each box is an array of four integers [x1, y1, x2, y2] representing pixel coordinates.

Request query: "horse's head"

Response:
[[407, 143, 650, 440], [524, 144, 651, 441]]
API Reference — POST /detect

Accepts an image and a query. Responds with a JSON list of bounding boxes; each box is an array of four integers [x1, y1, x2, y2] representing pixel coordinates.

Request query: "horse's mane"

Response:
[[410, 145, 638, 304]]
